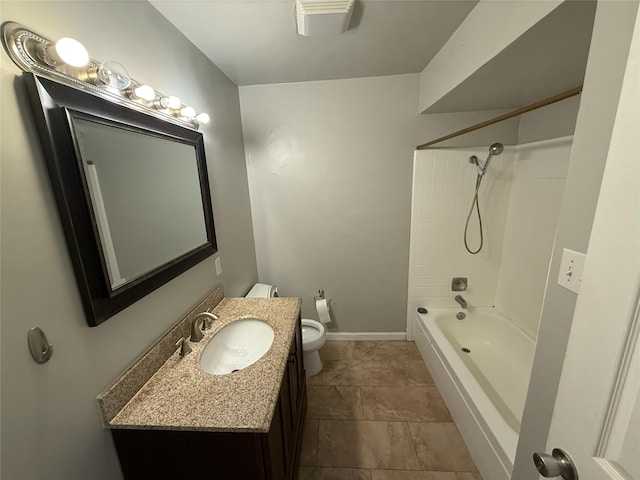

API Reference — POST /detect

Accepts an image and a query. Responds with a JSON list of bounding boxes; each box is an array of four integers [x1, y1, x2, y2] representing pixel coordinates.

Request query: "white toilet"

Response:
[[245, 283, 329, 376], [299, 318, 326, 376]]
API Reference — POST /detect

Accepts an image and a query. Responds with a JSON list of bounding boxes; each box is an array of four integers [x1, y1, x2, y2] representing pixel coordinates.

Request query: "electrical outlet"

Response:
[[557, 248, 586, 294], [214, 257, 222, 276]]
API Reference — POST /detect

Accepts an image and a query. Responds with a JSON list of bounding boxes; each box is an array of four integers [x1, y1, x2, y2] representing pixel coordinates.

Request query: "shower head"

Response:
[[489, 143, 504, 156], [477, 142, 504, 175]]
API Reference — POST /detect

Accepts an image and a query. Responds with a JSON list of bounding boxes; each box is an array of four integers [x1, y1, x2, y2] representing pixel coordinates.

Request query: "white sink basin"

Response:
[[200, 318, 274, 375]]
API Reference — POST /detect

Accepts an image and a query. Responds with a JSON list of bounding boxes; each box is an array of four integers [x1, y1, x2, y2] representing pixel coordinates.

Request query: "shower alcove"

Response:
[[406, 2, 597, 479]]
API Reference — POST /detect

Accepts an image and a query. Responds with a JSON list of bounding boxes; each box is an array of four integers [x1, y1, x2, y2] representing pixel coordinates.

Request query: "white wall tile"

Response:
[[494, 137, 572, 338], [408, 148, 514, 310]]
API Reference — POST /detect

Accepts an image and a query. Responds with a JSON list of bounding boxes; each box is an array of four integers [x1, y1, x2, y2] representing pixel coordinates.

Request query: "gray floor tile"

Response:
[[408, 423, 477, 472], [353, 341, 423, 362], [320, 341, 355, 361], [317, 420, 420, 470], [299, 466, 372, 480], [361, 386, 451, 422], [371, 470, 457, 480], [322, 360, 433, 387], [308, 385, 363, 420], [455, 473, 482, 480], [301, 419, 319, 466]]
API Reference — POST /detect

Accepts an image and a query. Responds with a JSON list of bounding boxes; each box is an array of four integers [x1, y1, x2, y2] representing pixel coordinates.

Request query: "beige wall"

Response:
[[517, 95, 581, 144], [0, 2, 257, 479], [240, 73, 518, 332]]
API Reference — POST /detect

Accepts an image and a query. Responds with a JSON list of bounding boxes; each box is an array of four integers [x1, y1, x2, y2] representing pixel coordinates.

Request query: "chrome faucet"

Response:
[[175, 337, 192, 357], [454, 295, 467, 309], [190, 312, 219, 342]]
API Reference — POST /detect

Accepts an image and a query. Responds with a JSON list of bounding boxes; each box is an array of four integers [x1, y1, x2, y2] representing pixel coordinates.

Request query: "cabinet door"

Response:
[[279, 364, 293, 472], [287, 355, 298, 431], [288, 316, 304, 417], [295, 315, 305, 384], [266, 396, 288, 480], [266, 317, 306, 480], [112, 429, 265, 480]]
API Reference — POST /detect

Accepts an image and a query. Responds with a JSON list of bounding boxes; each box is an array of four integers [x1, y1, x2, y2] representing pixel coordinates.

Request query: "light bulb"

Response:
[[159, 96, 181, 110], [180, 106, 196, 118], [196, 113, 210, 124], [53, 38, 89, 67], [132, 85, 156, 102], [37, 37, 90, 67], [96, 60, 131, 89]]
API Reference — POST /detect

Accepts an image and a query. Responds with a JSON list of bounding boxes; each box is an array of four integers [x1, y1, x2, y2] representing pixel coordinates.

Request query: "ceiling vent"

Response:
[[295, 0, 355, 36]]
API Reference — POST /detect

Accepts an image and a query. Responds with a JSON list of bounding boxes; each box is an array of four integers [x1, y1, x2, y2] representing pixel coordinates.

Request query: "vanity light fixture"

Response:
[[2, 21, 207, 130]]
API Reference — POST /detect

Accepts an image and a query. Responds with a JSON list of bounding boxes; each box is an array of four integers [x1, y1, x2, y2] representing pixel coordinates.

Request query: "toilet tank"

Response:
[[245, 283, 278, 298]]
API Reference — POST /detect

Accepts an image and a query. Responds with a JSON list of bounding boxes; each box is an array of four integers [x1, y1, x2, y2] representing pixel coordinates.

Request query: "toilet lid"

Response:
[[302, 324, 322, 342]]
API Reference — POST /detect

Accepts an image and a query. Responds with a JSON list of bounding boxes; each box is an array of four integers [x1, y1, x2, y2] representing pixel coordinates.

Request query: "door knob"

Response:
[[533, 448, 578, 480]]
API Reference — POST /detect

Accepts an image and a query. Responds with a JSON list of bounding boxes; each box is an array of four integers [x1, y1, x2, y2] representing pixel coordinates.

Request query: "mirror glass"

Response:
[[72, 117, 208, 290], [25, 73, 217, 326]]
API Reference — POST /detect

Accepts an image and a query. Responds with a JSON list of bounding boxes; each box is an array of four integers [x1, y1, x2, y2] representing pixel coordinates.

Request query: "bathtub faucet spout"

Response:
[[454, 295, 467, 309]]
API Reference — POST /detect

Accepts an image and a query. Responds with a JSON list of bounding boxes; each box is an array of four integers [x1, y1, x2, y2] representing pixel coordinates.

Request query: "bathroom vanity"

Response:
[[98, 287, 306, 480]]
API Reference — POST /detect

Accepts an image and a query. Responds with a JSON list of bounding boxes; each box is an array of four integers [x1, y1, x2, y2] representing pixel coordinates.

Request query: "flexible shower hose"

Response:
[[464, 173, 484, 254]]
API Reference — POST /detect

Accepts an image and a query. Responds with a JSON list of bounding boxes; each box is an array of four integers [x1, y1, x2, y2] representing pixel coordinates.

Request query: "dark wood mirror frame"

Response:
[[25, 73, 217, 327]]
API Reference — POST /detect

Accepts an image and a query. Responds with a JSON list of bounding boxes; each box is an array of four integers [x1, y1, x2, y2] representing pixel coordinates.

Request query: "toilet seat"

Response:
[[301, 318, 326, 376], [301, 319, 326, 351]]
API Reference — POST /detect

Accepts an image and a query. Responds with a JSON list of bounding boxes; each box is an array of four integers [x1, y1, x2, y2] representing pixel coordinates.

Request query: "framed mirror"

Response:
[[25, 73, 217, 326]]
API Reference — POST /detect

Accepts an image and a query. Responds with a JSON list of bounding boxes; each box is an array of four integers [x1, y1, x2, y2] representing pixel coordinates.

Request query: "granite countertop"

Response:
[[106, 296, 301, 433]]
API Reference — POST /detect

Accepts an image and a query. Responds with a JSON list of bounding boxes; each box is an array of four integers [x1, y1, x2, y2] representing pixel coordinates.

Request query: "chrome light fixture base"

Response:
[[1, 21, 201, 130]]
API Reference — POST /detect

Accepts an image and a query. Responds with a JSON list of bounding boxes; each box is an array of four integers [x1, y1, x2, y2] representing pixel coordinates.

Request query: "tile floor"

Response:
[[298, 341, 480, 480]]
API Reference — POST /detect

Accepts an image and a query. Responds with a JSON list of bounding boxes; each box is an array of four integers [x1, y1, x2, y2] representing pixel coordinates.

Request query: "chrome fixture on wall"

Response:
[[1, 21, 210, 129], [451, 277, 468, 291], [27, 327, 53, 364], [454, 295, 467, 309], [464, 143, 504, 254]]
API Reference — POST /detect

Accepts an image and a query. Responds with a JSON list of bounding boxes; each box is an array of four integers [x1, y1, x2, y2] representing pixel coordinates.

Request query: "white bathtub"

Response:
[[412, 308, 535, 480]]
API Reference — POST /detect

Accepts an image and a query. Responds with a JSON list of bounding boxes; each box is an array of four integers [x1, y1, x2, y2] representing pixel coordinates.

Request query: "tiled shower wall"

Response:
[[494, 137, 572, 339], [407, 147, 515, 324], [407, 139, 572, 340]]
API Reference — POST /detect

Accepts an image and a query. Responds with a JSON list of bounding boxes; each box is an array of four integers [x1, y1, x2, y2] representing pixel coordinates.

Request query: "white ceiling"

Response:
[[150, 0, 478, 86], [151, 1, 597, 114]]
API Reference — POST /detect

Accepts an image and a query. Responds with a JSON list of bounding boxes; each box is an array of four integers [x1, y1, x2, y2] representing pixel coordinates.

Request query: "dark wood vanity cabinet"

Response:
[[267, 314, 307, 479], [111, 317, 307, 480]]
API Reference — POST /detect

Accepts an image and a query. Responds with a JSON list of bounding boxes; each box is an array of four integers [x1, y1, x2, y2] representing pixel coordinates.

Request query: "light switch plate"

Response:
[[215, 257, 222, 276], [557, 248, 586, 294]]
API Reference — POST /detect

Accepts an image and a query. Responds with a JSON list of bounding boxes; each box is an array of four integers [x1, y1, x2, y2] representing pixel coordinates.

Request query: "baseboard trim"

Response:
[[325, 332, 407, 341]]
